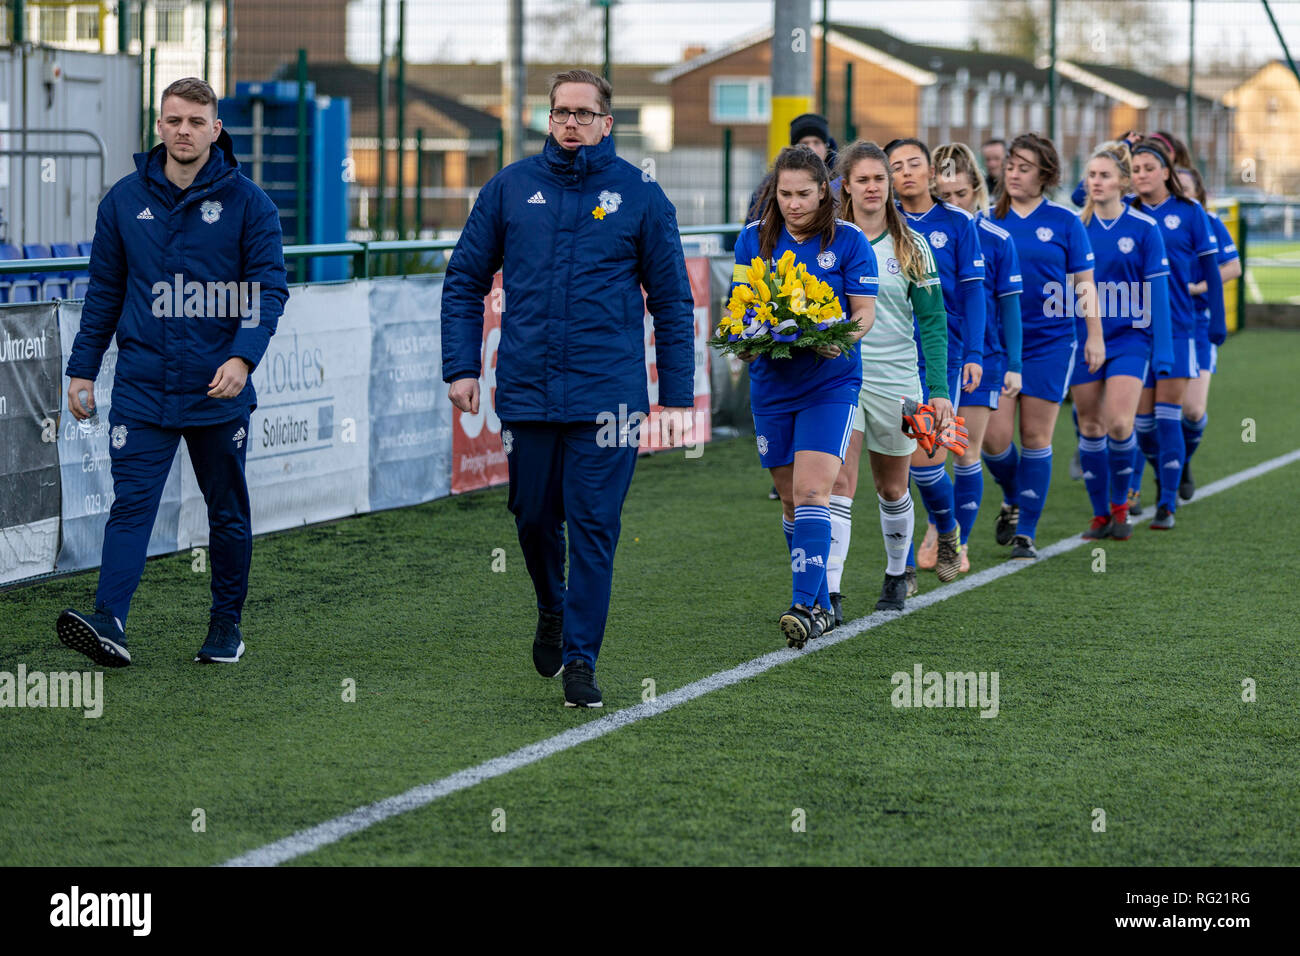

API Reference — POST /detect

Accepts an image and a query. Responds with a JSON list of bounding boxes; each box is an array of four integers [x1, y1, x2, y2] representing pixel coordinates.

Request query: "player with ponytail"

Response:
[[1173, 164, 1241, 501], [885, 137, 986, 586], [733, 145, 879, 647], [933, 142, 1023, 572], [1125, 137, 1225, 528], [824, 140, 953, 614], [986, 132, 1103, 559], [1069, 141, 1173, 539]]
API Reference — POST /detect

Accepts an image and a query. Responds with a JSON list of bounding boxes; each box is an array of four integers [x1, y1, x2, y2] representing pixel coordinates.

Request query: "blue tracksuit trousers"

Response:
[[503, 420, 639, 669], [96, 410, 253, 628]]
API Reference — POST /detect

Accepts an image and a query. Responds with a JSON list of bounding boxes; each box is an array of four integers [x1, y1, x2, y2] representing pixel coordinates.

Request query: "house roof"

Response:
[[652, 28, 773, 84], [1064, 61, 1222, 108], [273, 61, 547, 146], [830, 23, 1098, 97], [655, 20, 1227, 112]]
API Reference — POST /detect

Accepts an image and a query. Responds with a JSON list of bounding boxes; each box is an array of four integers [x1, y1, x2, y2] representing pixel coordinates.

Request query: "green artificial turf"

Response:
[[1, 330, 1297, 866]]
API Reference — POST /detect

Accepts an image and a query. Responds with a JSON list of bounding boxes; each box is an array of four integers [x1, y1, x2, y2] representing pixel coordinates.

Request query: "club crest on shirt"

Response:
[[756, 434, 769, 456], [502, 429, 513, 456], [928, 231, 948, 249], [200, 200, 223, 224], [597, 190, 622, 215], [887, 257, 900, 274], [817, 250, 837, 269], [1164, 214, 1181, 230], [1118, 236, 1135, 253], [1036, 227, 1053, 242], [110, 424, 128, 449]]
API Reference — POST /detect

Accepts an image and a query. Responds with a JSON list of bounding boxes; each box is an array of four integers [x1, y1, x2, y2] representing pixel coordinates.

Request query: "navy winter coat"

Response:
[[66, 128, 289, 427], [441, 133, 696, 421]]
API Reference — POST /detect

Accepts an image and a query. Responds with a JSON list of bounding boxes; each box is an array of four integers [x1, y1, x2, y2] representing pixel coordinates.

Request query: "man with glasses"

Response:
[[441, 69, 696, 708]]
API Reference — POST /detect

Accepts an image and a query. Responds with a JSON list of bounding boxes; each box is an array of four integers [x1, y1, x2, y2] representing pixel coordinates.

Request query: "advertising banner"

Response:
[[180, 282, 372, 546], [368, 275, 453, 511], [0, 304, 62, 584]]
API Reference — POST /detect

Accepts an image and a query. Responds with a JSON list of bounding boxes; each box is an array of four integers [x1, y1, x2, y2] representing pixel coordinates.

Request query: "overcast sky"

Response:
[[348, 0, 1300, 69]]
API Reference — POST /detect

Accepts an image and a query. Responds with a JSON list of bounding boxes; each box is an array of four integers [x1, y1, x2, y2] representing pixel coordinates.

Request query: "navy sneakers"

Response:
[[57, 608, 131, 667], [195, 615, 246, 663]]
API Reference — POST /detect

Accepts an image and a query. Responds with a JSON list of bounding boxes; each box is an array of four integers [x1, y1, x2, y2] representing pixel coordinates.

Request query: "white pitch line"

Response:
[[221, 446, 1300, 867]]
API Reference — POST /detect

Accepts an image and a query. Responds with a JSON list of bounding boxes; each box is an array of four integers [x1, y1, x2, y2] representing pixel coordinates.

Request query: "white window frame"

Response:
[[155, 1, 185, 44], [920, 85, 939, 128], [709, 76, 770, 125], [39, 5, 67, 42], [75, 6, 99, 41]]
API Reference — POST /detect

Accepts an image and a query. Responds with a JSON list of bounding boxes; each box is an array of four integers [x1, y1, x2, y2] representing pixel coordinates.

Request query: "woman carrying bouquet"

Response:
[[728, 146, 878, 648]]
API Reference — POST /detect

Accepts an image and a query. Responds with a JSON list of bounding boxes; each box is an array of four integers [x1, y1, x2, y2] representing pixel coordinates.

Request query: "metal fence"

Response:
[[4, 1, 1300, 259]]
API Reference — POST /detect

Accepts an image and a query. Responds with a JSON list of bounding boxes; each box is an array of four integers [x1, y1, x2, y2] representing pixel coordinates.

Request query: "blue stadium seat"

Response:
[[51, 242, 86, 298], [0, 242, 38, 303], [23, 243, 65, 299]]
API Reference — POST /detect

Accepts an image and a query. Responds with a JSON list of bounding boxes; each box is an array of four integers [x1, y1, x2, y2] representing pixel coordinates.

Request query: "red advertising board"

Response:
[[450, 259, 713, 494]]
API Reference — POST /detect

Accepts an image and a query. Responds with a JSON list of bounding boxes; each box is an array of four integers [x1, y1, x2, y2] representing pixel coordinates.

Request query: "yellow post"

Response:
[[769, 96, 813, 164], [1215, 199, 1240, 333]]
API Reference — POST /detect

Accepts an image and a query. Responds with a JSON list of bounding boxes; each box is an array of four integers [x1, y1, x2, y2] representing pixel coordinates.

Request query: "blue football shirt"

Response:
[[992, 198, 1094, 354], [1082, 204, 1169, 343], [975, 214, 1023, 360], [1135, 195, 1218, 340], [733, 219, 879, 414], [902, 201, 985, 362], [1193, 211, 1239, 331]]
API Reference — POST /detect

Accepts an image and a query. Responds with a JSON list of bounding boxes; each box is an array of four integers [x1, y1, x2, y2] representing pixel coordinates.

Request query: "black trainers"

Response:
[[828, 592, 843, 627], [812, 604, 834, 637], [56, 607, 130, 667], [195, 615, 246, 663], [904, 565, 918, 598], [1150, 504, 1176, 530], [768, 484, 780, 500], [876, 573, 907, 611], [562, 659, 603, 708], [779, 603, 822, 649], [994, 503, 1019, 546], [1178, 462, 1195, 502], [532, 610, 564, 678], [1008, 534, 1038, 560]]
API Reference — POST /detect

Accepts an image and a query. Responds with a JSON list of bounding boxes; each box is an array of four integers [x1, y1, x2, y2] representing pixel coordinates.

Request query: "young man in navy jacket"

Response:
[[58, 77, 288, 667], [441, 69, 696, 708]]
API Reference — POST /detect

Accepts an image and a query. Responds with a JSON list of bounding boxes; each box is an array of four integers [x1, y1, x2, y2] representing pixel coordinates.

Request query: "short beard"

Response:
[[168, 146, 204, 166]]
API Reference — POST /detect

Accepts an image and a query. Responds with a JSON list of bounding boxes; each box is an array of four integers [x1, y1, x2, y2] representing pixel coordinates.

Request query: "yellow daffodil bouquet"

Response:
[[711, 249, 857, 360]]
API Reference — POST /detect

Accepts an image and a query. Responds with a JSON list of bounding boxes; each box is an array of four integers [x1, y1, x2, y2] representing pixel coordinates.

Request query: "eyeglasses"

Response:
[[549, 108, 606, 125]]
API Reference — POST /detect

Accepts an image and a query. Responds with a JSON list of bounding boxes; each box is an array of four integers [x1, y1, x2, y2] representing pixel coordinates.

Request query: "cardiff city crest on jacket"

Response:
[[200, 200, 223, 224], [597, 190, 622, 215]]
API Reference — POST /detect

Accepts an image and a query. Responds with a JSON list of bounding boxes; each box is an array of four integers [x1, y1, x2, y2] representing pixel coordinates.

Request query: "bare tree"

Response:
[[975, 0, 1168, 70], [528, 0, 613, 65]]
